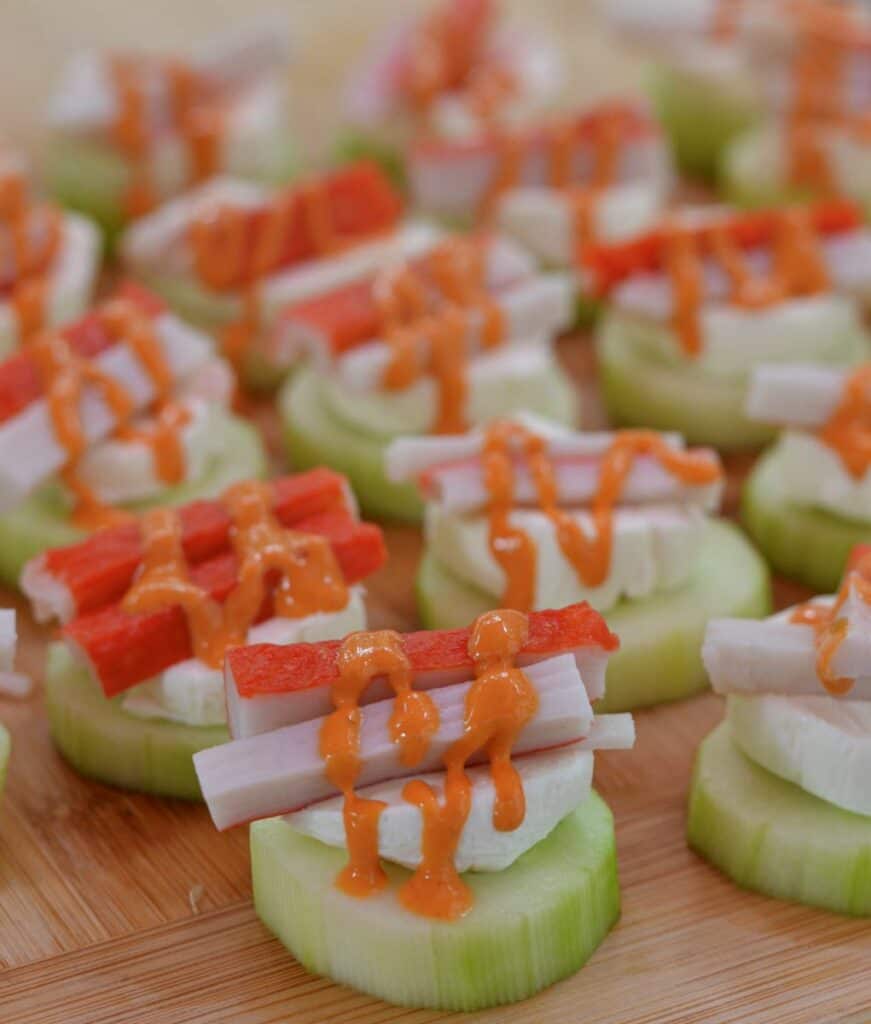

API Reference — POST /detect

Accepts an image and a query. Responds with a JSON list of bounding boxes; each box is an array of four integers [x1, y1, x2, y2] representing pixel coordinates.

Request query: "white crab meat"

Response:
[[745, 363, 847, 427], [121, 589, 367, 727], [197, 653, 611, 830], [0, 608, 29, 698], [0, 312, 213, 512]]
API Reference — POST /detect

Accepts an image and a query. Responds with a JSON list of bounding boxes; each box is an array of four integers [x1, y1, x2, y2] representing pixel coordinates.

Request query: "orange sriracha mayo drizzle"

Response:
[[110, 56, 223, 218], [481, 421, 722, 611], [816, 363, 871, 478], [374, 238, 506, 435], [789, 548, 871, 696], [123, 480, 349, 667], [0, 172, 62, 340], [664, 207, 829, 357], [29, 300, 187, 530]]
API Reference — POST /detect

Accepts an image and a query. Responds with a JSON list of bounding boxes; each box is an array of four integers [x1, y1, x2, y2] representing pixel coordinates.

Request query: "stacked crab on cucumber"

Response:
[[386, 414, 770, 710], [742, 362, 871, 592], [121, 162, 428, 389], [591, 200, 871, 450], [0, 154, 99, 356], [276, 227, 579, 521], [338, 0, 562, 183], [0, 283, 265, 587], [408, 100, 673, 267], [723, 1, 871, 214], [690, 545, 871, 916], [194, 604, 634, 1010], [44, 20, 296, 241], [20, 472, 387, 798]]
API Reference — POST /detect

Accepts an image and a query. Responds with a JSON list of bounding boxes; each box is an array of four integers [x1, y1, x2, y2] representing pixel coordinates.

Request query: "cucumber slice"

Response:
[[0, 722, 9, 802], [720, 126, 818, 210], [727, 694, 871, 817], [45, 643, 226, 800], [417, 518, 771, 711], [741, 447, 871, 593], [688, 722, 871, 916], [251, 793, 620, 1011], [280, 363, 578, 522], [596, 311, 867, 451], [0, 413, 266, 590], [647, 63, 760, 181]]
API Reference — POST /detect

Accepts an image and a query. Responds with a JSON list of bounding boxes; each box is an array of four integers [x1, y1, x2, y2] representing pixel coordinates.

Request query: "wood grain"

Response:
[[0, 2, 869, 1022]]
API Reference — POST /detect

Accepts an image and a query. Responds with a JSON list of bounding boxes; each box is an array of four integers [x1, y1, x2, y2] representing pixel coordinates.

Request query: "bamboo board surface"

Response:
[[0, 3, 870, 1023]]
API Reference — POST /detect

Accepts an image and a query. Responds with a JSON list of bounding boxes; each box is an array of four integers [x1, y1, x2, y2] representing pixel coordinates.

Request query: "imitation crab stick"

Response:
[[61, 508, 386, 698], [198, 655, 633, 830], [225, 602, 618, 738], [582, 199, 864, 294], [23, 469, 356, 623], [746, 364, 858, 427]]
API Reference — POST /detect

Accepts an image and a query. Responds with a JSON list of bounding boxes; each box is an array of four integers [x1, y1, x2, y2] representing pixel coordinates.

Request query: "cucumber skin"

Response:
[[648, 63, 760, 182], [45, 644, 226, 801], [417, 518, 772, 712], [280, 363, 578, 524], [0, 414, 266, 591], [688, 723, 871, 917], [742, 448, 871, 593], [251, 794, 620, 1011]]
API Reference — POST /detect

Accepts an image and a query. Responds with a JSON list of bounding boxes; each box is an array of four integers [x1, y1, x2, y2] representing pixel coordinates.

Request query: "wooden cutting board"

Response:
[[1, 3, 870, 1022]]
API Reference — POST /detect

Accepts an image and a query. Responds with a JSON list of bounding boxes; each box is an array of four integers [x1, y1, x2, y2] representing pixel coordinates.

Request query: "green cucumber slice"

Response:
[[688, 722, 871, 916], [0, 413, 266, 590], [251, 793, 620, 1011], [720, 126, 819, 210], [596, 311, 868, 451], [45, 643, 226, 800], [647, 63, 760, 181], [741, 447, 871, 593], [417, 518, 771, 712], [0, 722, 9, 802], [280, 363, 578, 522]]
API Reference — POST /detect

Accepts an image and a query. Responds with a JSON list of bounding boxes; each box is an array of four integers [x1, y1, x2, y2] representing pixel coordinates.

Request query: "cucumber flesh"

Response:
[[45, 643, 226, 800], [720, 125, 819, 210], [417, 518, 772, 712], [596, 310, 867, 451], [741, 447, 871, 593], [688, 722, 871, 916], [251, 794, 620, 1011], [0, 413, 266, 590], [280, 363, 578, 523]]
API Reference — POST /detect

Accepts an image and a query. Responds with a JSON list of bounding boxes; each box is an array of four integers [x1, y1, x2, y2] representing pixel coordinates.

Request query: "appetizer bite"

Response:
[[743, 362, 871, 592], [122, 162, 424, 389], [279, 233, 579, 520], [21, 472, 387, 798], [0, 155, 99, 356], [689, 546, 871, 916], [723, 1, 871, 213], [195, 605, 634, 1009], [0, 284, 265, 587], [387, 415, 769, 709], [340, 0, 561, 180], [592, 200, 871, 449], [605, 0, 760, 178], [45, 20, 295, 240]]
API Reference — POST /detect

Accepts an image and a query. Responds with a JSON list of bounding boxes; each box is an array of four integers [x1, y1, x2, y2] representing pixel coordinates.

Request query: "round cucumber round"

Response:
[[596, 312, 868, 451], [0, 413, 266, 590], [417, 518, 772, 712], [720, 126, 817, 210], [741, 447, 871, 593], [688, 722, 871, 916], [44, 643, 227, 800], [280, 363, 578, 523], [251, 793, 620, 1011], [647, 62, 760, 182], [0, 722, 9, 802]]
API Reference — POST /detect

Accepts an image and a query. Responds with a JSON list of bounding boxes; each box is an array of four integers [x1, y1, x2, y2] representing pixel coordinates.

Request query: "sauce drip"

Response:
[[320, 631, 439, 898], [0, 172, 62, 340], [110, 56, 223, 218], [481, 422, 722, 610], [789, 548, 871, 696], [399, 608, 537, 920], [124, 481, 349, 667], [375, 238, 505, 434], [817, 363, 871, 478]]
